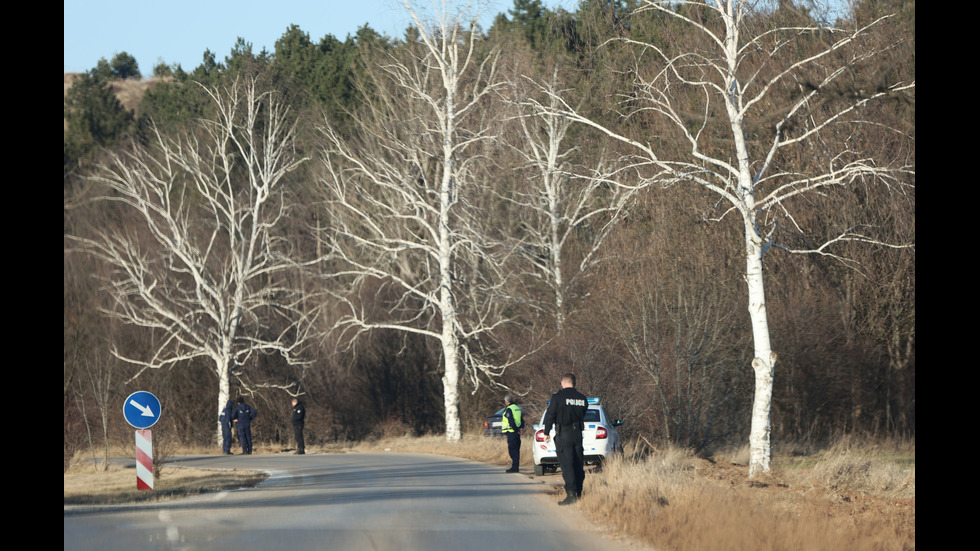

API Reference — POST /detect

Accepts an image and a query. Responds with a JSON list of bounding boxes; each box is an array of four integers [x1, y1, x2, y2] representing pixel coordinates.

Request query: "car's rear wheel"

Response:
[[534, 464, 544, 476]]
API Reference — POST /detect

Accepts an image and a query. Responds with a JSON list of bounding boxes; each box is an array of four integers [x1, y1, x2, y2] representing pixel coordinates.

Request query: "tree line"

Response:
[[64, 0, 914, 476]]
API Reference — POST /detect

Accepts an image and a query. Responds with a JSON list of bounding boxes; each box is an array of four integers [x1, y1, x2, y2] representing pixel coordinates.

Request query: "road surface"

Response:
[[64, 452, 643, 551]]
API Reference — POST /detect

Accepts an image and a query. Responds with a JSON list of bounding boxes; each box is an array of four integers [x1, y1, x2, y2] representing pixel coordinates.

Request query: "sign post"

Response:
[[135, 429, 153, 490], [123, 391, 161, 491]]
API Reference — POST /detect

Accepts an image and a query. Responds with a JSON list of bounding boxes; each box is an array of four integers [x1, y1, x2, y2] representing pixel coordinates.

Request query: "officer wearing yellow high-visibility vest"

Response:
[[501, 394, 524, 473]]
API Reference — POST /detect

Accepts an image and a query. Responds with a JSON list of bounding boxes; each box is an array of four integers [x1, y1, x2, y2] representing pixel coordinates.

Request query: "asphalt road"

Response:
[[64, 452, 640, 551]]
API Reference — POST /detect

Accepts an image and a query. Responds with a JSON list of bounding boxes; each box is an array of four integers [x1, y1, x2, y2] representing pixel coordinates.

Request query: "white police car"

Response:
[[531, 398, 623, 476]]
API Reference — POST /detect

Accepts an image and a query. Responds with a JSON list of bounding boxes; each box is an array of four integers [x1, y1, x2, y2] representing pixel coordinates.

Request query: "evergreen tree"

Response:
[[110, 52, 141, 80], [136, 49, 226, 133], [192, 49, 222, 81], [509, 0, 548, 48], [63, 69, 133, 176], [273, 24, 388, 133], [153, 60, 174, 78], [90, 52, 142, 81], [225, 37, 271, 75]]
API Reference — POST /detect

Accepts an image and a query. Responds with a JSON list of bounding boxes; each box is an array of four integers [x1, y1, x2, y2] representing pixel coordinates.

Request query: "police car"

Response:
[[531, 398, 623, 476]]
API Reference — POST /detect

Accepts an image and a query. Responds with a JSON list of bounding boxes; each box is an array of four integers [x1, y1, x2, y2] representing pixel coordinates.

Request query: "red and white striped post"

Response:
[[135, 429, 154, 490]]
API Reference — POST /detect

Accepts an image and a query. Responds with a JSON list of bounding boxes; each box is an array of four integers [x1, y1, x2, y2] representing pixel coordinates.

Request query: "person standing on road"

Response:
[[291, 397, 306, 455], [501, 394, 523, 473], [542, 373, 588, 505], [232, 397, 257, 455], [219, 400, 235, 455]]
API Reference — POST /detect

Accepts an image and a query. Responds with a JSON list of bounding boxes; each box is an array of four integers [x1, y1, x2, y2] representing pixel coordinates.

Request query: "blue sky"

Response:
[[64, 1, 573, 75]]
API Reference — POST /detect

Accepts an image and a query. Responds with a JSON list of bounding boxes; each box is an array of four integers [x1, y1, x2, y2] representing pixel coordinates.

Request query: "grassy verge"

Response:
[[64, 454, 266, 506], [579, 441, 915, 551]]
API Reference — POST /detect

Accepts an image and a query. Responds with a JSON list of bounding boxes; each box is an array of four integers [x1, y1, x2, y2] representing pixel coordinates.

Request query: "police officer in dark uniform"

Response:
[[232, 397, 257, 455], [542, 372, 588, 505], [291, 397, 306, 455], [219, 400, 235, 455]]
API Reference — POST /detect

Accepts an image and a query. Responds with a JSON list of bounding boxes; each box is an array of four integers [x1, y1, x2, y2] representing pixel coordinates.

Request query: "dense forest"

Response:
[[64, 0, 914, 474]]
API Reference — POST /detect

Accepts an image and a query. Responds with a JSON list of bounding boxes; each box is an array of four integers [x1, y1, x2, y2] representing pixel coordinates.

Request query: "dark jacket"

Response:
[[233, 402, 257, 426], [543, 387, 588, 435], [219, 400, 234, 432], [292, 401, 306, 426]]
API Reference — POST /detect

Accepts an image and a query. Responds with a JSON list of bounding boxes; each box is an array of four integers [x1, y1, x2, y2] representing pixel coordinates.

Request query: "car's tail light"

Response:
[[483, 420, 489, 429], [535, 430, 546, 442], [595, 426, 608, 439]]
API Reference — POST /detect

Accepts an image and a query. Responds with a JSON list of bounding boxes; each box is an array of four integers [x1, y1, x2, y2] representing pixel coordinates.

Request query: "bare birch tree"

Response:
[[318, 1, 516, 441], [506, 68, 642, 332], [536, 0, 914, 476], [68, 76, 318, 443]]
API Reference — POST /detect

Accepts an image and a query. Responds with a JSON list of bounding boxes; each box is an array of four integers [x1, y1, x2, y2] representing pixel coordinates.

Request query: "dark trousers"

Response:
[[293, 422, 305, 452], [237, 424, 252, 454], [555, 429, 585, 497], [506, 432, 521, 469], [221, 426, 232, 453]]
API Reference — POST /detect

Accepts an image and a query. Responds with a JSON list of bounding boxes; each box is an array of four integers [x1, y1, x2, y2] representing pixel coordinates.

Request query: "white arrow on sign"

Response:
[[130, 399, 156, 418]]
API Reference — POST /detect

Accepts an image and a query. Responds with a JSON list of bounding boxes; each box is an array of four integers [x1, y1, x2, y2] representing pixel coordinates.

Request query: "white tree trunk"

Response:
[[441, 324, 462, 441], [727, 18, 775, 475], [744, 223, 775, 477], [550, 208, 564, 332], [217, 358, 231, 447], [440, 118, 462, 441]]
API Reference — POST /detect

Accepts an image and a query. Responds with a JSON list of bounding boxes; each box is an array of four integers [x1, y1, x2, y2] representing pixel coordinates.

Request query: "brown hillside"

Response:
[[64, 74, 168, 131]]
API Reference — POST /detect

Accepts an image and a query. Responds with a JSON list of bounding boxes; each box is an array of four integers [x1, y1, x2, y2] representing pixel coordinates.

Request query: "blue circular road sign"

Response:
[[123, 391, 162, 429]]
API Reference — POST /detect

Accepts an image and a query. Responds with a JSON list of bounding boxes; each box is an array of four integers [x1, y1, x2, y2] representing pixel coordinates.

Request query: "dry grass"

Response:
[[576, 441, 914, 551], [64, 73, 166, 132], [109, 78, 163, 113], [800, 438, 915, 500], [65, 441, 266, 506], [64, 460, 266, 506]]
